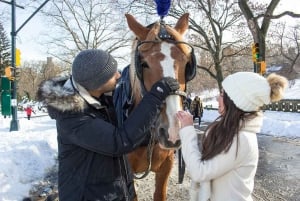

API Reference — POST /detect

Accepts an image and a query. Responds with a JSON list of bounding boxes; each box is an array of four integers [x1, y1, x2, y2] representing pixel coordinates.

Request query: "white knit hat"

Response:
[[222, 72, 271, 112]]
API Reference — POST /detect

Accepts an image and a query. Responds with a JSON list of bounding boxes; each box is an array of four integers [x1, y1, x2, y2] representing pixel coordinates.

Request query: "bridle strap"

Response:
[[136, 40, 194, 52], [172, 90, 187, 98], [135, 40, 191, 98]]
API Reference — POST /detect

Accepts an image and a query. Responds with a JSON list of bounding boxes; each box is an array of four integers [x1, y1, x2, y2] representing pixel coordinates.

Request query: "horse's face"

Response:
[[126, 13, 196, 149]]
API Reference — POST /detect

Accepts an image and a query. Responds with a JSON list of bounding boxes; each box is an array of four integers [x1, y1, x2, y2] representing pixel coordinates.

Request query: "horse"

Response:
[[114, 13, 196, 201]]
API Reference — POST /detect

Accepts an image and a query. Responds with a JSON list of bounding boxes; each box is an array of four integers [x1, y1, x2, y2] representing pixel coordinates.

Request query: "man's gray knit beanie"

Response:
[[72, 49, 118, 90]]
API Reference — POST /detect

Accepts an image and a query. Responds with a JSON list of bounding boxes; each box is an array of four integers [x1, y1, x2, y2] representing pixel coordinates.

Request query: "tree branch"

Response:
[[256, 11, 300, 20]]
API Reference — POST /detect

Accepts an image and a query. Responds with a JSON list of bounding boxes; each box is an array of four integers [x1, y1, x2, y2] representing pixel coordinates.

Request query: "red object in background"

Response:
[[25, 107, 33, 116], [24, 106, 35, 120]]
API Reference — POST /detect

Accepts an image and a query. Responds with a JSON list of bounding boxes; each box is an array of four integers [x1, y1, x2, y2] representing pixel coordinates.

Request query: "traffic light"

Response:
[[5, 67, 12, 79], [16, 48, 21, 67], [257, 61, 266, 75], [252, 43, 260, 62]]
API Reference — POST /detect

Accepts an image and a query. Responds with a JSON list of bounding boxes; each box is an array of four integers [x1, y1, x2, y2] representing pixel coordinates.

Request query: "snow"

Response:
[[0, 79, 299, 201], [202, 110, 300, 138], [0, 113, 57, 201]]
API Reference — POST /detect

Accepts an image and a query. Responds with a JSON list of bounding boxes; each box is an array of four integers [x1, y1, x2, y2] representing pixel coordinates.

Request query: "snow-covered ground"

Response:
[[0, 78, 299, 201]]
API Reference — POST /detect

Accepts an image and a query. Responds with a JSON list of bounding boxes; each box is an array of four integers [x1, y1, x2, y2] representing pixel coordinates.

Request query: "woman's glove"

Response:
[[150, 77, 180, 100]]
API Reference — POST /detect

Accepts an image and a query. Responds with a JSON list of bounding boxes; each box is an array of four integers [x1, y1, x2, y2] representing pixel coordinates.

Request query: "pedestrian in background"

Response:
[[24, 106, 35, 120], [190, 96, 203, 125], [176, 72, 288, 201], [184, 94, 192, 111]]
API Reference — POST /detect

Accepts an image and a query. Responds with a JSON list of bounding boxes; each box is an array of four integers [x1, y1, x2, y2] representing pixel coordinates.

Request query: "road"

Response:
[[25, 121, 300, 201]]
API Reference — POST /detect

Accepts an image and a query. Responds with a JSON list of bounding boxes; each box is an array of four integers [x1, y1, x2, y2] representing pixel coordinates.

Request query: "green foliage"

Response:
[[0, 21, 11, 76]]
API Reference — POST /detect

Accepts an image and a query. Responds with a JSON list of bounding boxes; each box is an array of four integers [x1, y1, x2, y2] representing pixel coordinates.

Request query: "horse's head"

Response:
[[125, 13, 196, 150]]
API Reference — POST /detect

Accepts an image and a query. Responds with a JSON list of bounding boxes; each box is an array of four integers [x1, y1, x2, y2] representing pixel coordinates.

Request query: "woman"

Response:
[[176, 72, 288, 201]]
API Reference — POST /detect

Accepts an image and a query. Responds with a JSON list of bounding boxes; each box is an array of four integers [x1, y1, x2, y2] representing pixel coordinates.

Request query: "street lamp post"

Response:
[[9, 0, 19, 131], [0, 0, 50, 131]]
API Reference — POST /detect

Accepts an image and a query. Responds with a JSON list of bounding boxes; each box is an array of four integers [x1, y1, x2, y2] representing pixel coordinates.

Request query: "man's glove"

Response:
[[150, 77, 180, 100]]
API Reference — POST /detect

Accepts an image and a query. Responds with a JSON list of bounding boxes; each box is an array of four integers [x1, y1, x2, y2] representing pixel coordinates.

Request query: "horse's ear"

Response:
[[125, 14, 149, 41], [174, 13, 189, 35]]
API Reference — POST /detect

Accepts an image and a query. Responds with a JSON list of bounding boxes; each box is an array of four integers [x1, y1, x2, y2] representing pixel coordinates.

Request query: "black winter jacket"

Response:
[[37, 77, 164, 201]]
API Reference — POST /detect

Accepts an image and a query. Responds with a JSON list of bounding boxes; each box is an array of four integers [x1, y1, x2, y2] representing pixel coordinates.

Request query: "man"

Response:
[[37, 49, 179, 201], [190, 96, 203, 125]]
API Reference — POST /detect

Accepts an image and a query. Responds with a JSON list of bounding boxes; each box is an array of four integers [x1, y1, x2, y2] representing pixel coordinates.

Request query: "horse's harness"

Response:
[[134, 22, 197, 84], [132, 22, 197, 179]]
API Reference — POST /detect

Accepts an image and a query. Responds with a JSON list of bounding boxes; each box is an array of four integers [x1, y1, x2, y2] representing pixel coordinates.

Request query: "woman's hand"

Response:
[[176, 110, 194, 128]]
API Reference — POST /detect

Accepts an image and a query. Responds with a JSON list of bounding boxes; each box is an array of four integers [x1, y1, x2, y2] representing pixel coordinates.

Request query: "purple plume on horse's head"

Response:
[[154, 0, 171, 18]]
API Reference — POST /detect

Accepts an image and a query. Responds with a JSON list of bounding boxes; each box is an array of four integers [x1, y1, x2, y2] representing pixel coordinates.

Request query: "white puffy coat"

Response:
[[179, 112, 263, 201]]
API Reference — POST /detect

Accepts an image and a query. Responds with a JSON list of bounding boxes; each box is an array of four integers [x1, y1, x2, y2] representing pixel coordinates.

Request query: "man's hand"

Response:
[[150, 77, 180, 100]]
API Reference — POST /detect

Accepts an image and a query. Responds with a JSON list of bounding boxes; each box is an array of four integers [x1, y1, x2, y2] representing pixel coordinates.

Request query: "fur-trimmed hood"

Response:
[[36, 77, 87, 116]]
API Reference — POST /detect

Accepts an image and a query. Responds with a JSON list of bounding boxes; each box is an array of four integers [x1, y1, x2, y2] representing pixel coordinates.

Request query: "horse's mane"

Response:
[[129, 39, 142, 104]]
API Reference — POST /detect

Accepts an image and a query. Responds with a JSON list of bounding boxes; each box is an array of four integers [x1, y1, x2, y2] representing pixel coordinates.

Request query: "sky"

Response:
[[1, 0, 54, 61], [1, 0, 300, 62], [0, 78, 299, 201]]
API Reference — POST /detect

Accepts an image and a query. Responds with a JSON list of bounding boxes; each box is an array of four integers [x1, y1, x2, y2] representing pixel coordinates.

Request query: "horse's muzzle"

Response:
[[157, 127, 181, 149]]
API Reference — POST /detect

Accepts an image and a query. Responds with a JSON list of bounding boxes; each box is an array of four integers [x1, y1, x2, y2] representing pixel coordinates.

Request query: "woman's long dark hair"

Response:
[[201, 91, 257, 161]]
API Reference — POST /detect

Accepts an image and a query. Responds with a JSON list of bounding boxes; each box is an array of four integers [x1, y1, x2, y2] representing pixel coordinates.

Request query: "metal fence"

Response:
[[204, 99, 300, 113], [262, 99, 300, 113]]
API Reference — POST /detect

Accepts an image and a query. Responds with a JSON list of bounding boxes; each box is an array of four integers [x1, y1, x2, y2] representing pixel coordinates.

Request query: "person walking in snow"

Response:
[[176, 72, 288, 201], [190, 96, 203, 125], [24, 106, 35, 120], [37, 49, 179, 201]]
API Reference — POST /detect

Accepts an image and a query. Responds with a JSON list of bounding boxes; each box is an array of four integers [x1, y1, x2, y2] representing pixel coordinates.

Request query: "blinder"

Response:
[[134, 23, 196, 83]]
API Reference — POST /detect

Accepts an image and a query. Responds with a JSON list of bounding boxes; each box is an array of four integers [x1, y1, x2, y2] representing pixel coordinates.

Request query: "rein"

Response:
[[133, 126, 156, 179]]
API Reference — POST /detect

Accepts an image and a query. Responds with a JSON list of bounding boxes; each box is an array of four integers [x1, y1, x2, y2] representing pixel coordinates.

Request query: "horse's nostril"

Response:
[[159, 127, 166, 135], [159, 127, 170, 140], [174, 139, 181, 147], [157, 127, 181, 149]]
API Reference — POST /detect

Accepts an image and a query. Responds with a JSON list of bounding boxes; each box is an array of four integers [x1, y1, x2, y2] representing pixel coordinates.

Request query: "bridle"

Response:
[[134, 20, 196, 84]]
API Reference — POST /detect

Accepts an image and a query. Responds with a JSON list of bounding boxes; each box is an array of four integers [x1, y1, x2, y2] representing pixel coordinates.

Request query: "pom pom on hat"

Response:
[[222, 72, 288, 112], [267, 73, 288, 102], [72, 49, 118, 90]]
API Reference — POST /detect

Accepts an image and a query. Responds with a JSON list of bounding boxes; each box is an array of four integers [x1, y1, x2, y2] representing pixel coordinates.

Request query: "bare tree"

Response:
[[168, 0, 249, 91], [270, 22, 300, 76], [238, 0, 300, 62], [0, 21, 10, 75], [277, 24, 300, 73], [18, 58, 63, 100], [42, 0, 132, 66], [18, 60, 42, 100]]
